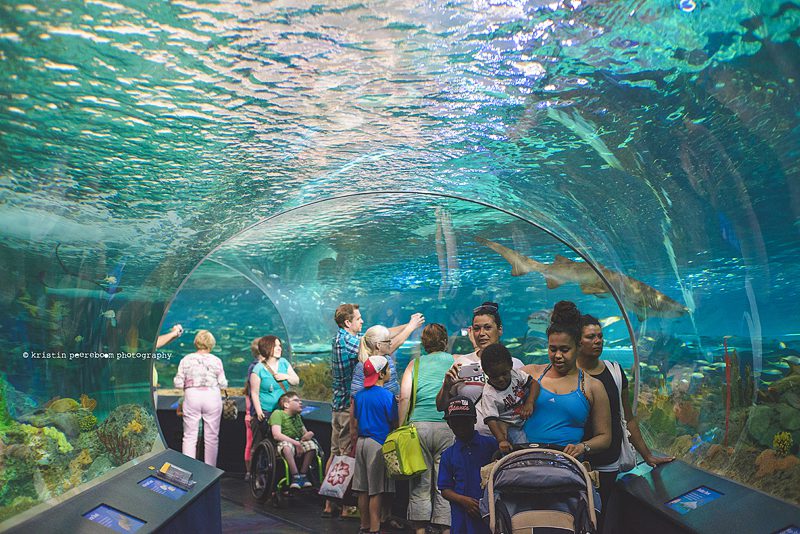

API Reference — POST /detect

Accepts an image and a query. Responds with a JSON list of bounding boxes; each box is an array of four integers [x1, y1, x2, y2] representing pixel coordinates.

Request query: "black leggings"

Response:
[[596, 470, 619, 533]]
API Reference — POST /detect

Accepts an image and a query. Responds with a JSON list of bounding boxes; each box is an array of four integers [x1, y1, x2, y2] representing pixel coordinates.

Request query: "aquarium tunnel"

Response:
[[1, 0, 799, 529]]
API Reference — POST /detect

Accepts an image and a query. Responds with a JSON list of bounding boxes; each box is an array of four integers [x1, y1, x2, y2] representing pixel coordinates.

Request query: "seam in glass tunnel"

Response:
[[153, 190, 642, 417]]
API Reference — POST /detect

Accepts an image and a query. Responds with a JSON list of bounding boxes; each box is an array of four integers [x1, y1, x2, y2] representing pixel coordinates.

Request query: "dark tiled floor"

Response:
[[220, 475, 411, 533]]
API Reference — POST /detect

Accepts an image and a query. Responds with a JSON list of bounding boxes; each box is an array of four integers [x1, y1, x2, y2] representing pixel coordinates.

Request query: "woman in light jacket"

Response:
[[174, 329, 228, 467]]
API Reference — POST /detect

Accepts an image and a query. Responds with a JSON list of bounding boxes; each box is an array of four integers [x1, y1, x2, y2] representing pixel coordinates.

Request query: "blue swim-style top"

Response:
[[523, 365, 591, 447]]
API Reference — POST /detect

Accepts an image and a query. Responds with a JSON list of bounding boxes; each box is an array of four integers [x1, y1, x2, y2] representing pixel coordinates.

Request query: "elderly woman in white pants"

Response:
[[174, 329, 228, 467]]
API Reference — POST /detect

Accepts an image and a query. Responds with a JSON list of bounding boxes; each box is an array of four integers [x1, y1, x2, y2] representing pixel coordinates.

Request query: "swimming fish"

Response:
[[476, 237, 689, 321], [100, 309, 117, 327], [600, 316, 622, 328]]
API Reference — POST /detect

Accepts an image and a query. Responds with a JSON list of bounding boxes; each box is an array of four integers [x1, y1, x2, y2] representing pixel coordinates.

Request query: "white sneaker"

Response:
[[290, 476, 301, 490]]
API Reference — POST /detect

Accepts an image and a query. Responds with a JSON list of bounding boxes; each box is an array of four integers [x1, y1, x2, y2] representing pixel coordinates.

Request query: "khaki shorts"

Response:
[[352, 437, 395, 496], [277, 439, 319, 455], [331, 410, 352, 456]]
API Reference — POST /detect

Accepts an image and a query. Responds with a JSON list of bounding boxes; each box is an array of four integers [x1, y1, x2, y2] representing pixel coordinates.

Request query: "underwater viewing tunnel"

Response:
[[1, 0, 800, 532]]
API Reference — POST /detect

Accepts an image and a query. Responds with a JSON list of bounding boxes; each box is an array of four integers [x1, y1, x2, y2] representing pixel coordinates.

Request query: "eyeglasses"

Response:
[[473, 303, 499, 314]]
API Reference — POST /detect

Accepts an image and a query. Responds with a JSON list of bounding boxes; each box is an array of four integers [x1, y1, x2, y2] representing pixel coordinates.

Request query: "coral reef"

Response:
[[79, 414, 98, 432], [95, 404, 157, 466], [80, 394, 97, 411], [96, 426, 137, 465], [295, 361, 332, 402], [755, 448, 800, 478], [0, 376, 13, 433], [45, 397, 80, 413], [124, 419, 144, 436], [68, 449, 93, 488], [674, 399, 699, 428], [773, 432, 793, 457]]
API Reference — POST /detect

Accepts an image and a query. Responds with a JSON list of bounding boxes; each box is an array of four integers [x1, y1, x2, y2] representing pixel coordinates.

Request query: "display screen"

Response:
[[83, 504, 146, 533], [301, 405, 319, 416], [665, 486, 723, 515], [139, 476, 188, 500]]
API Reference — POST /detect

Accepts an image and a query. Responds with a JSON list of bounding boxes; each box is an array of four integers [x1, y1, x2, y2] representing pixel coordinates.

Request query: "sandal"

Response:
[[383, 518, 405, 530]]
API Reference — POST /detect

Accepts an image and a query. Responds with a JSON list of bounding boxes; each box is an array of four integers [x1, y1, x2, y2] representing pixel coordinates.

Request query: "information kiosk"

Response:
[[615, 460, 799, 534], [6, 448, 223, 534]]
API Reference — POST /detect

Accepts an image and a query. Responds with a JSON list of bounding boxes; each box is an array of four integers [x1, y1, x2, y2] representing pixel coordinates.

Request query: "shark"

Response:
[[476, 236, 689, 321]]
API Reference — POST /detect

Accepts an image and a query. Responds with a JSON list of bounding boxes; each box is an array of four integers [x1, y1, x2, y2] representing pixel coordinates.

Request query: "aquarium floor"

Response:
[[220, 474, 413, 533]]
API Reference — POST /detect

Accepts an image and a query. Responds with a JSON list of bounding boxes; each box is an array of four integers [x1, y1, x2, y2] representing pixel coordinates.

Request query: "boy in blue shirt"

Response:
[[350, 355, 398, 534], [438, 396, 498, 534]]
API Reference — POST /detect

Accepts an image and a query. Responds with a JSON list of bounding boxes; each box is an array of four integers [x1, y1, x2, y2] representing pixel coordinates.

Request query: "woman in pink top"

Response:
[[174, 329, 229, 467]]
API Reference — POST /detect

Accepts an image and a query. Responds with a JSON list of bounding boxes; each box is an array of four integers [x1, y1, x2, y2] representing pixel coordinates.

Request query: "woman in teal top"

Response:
[[521, 301, 611, 459], [398, 324, 456, 533], [249, 336, 299, 445]]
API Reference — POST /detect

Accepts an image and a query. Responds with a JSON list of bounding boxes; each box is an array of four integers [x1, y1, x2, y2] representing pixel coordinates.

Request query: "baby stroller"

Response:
[[480, 446, 600, 534]]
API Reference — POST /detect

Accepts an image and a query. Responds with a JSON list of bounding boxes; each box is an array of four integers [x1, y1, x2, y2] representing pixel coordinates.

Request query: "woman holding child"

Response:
[[399, 324, 456, 534], [437, 302, 524, 437], [521, 301, 612, 459]]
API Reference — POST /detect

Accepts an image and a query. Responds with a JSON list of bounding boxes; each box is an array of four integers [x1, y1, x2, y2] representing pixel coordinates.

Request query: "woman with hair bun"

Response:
[[521, 301, 611, 459]]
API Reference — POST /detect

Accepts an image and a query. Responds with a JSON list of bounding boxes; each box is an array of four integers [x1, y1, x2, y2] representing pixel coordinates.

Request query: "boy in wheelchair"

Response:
[[269, 391, 320, 489]]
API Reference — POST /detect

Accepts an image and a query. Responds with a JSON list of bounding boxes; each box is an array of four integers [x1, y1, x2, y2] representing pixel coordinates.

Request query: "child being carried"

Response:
[[479, 343, 539, 453]]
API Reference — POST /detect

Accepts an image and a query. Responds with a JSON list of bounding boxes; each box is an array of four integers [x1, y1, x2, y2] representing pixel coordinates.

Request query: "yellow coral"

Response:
[[42, 426, 73, 453], [68, 449, 93, 487], [80, 394, 97, 411], [773, 431, 793, 457], [124, 419, 144, 435], [19, 424, 73, 454]]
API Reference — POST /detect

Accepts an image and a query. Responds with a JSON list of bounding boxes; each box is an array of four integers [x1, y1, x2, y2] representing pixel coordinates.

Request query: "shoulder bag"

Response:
[[222, 389, 238, 420], [606, 360, 638, 471], [382, 357, 428, 479]]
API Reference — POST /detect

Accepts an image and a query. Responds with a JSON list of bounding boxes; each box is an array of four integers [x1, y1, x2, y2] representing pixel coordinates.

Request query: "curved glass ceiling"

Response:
[[1, 0, 799, 524]]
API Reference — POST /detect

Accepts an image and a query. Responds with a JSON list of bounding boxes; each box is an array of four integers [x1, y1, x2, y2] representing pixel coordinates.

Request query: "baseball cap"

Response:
[[363, 355, 389, 387], [444, 396, 476, 419]]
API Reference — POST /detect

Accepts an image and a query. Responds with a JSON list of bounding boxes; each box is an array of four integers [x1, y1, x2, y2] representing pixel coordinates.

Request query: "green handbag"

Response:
[[382, 358, 427, 479]]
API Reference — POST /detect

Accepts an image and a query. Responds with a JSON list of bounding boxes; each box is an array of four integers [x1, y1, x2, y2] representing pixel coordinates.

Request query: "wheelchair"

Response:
[[249, 435, 325, 507]]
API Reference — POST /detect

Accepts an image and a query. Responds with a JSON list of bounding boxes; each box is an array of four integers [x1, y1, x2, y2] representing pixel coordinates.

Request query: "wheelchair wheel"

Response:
[[307, 448, 325, 488], [250, 440, 277, 502]]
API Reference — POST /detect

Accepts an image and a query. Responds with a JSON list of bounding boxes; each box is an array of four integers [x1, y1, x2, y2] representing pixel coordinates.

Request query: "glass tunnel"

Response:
[[1, 0, 799, 526]]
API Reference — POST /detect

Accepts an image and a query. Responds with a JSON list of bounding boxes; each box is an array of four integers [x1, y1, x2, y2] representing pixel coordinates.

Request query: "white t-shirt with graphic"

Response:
[[452, 352, 524, 436], [479, 368, 532, 428]]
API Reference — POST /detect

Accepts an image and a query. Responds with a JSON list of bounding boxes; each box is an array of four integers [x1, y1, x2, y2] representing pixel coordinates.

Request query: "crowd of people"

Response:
[[167, 298, 673, 534]]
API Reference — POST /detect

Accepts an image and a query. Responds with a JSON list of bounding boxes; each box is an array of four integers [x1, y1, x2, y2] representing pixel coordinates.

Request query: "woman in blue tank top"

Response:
[[521, 301, 612, 460]]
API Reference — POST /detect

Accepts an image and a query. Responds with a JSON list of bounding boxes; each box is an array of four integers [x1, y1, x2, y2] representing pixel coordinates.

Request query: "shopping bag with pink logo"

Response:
[[318, 455, 356, 500]]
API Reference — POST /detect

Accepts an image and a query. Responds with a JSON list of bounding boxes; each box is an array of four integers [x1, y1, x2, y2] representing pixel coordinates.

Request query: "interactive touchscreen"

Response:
[[83, 504, 145, 533], [139, 475, 188, 500], [665, 486, 723, 515]]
